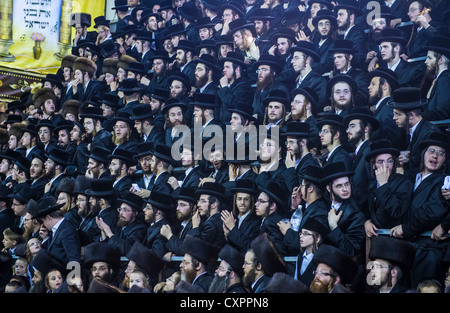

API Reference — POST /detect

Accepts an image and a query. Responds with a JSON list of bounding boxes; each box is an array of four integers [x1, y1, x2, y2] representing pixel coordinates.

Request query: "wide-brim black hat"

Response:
[[301, 165, 325, 187], [425, 34, 450, 60], [281, 6, 305, 26], [135, 141, 155, 159], [333, 0, 363, 16], [79, 106, 108, 120], [193, 93, 217, 109], [83, 242, 122, 269], [312, 244, 358, 285], [152, 144, 174, 163], [166, 72, 191, 90], [219, 0, 245, 18], [172, 187, 197, 204], [367, 68, 400, 91], [48, 148, 70, 166], [117, 191, 144, 212], [387, 87, 427, 110], [146, 190, 173, 212], [218, 244, 245, 277], [85, 178, 116, 197], [365, 139, 400, 162], [193, 54, 221, 72], [89, 146, 111, 165], [108, 148, 134, 166], [251, 233, 287, 277], [31, 249, 65, 278], [229, 179, 258, 196], [118, 78, 142, 94], [312, 8, 337, 27], [317, 113, 345, 132], [221, 51, 247, 68], [418, 131, 450, 153], [282, 121, 311, 138], [375, 28, 407, 46], [320, 161, 354, 185], [32, 196, 65, 219], [329, 39, 357, 54], [195, 181, 226, 201], [177, 0, 200, 22], [228, 103, 256, 121], [291, 41, 320, 62], [182, 235, 220, 265], [160, 98, 187, 115], [253, 54, 283, 73], [257, 181, 289, 208], [73, 175, 92, 195], [343, 107, 380, 131], [9, 183, 32, 204], [369, 236, 416, 269], [94, 16, 110, 28], [53, 120, 75, 136], [70, 13, 92, 27], [326, 74, 358, 97], [292, 87, 319, 108], [126, 241, 167, 279], [262, 89, 291, 109]]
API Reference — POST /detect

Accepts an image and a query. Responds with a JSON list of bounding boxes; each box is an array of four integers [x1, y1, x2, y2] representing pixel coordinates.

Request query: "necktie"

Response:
[[148, 175, 156, 190]]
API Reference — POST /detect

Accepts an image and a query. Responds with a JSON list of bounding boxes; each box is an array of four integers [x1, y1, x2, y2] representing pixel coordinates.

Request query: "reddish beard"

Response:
[[309, 276, 334, 293]]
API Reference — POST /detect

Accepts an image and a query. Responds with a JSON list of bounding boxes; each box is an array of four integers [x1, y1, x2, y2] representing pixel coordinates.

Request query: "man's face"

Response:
[[11, 199, 26, 217], [319, 125, 333, 147], [222, 9, 234, 22], [8, 135, 17, 150], [76, 194, 89, 217], [423, 145, 446, 173], [222, 61, 234, 80], [291, 94, 306, 116], [176, 49, 187, 67], [380, 42, 396, 62], [310, 2, 322, 18], [291, 51, 306, 72], [87, 158, 101, 177], [30, 158, 44, 179], [257, 65, 271, 83], [63, 67, 72, 82], [153, 58, 166, 76], [91, 261, 111, 280], [208, 150, 224, 171], [38, 127, 51, 144], [193, 106, 204, 124], [267, 101, 284, 123], [407, 1, 421, 21], [425, 50, 438, 73], [117, 68, 127, 82], [310, 263, 335, 293], [180, 254, 196, 283], [372, 18, 387, 34], [117, 203, 136, 227], [176, 200, 192, 221], [143, 203, 155, 224], [235, 192, 252, 215], [260, 137, 277, 161], [276, 37, 291, 56], [317, 19, 332, 37], [285, 137, 300, 156], [170, 80, 184, 98], [83, 118, 95, 134], [255, 192, 270, 218], [58, 129, 70, 147], [0, 159, 10, 175], [332, 82, 352, 110], [330, 176, 351, 202], [368, 259, 391, 287], [114, 121, 129, 140], [195, 63, 209, 88], [368, 77, 382, 105], [74, 69, 85, 84], [254, 20, 267, 36], [334, 53, 350, 71], [44, 159, 56, 178], [43, 99, 56, 115], [181, 148, 194, 167], [220, 44, 233, 58], [346, 119, 364, 146], [336, 9, 349, 30], [374, 153, 395, 174], [147, 16, 158, 31], [230, 112, 243, 132], [392, 109, 407, 128], [168, 106, 184, 126], [197, 195, 211, 218], [242, 250, 257, 287], [233, 31, 245, 51], [139, 155, 152, 174], [109, 159, 122, 177], [199, 27, 212, 40]]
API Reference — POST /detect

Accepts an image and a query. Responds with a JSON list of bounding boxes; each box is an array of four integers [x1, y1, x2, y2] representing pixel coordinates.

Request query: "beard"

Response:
[[348, 129, 363, 147], [44, 166, 55, 179], [334, 98, 352, 111], [78, 202, 90, 218], [369, 87, 382, 106], [117, 216, 131, 228], [256, 74, 274, 92], [310, 276, 334, 293], [195, 73, 209, 88], [243, 268, 257, 288], [208, 273, 230, 293], [181, 267, 196, 284], [337, 17, 350, 32]]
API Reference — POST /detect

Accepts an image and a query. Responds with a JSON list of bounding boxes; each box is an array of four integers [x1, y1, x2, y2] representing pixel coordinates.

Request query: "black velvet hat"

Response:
[[229, 179, 258, 196], [343, 106, 380, 131], [85, 178, 116, 198], [182, 235, 220, 265], [365, 139, 400, 162], [83, 242, 122, 269], [218, 244, 245, 277], [282, 121, 311, 138], [292, 87, 319, 108], [126, 241, 167, 279], [195, 181, 226, 201], [251, 233, 287, 277], [258, 180, 289, 209], [367, 68, 400, 91], [387, 87, 427, 110], [320, 161, 354, 185], [146, 190, 174, 212], [32, 196, 65, 219], [117, 191, 144, 212], [172, 187, 197, 204], [291, 41, 320, 62], [418, 131, 450, 153], [369, 235, 416, 269]]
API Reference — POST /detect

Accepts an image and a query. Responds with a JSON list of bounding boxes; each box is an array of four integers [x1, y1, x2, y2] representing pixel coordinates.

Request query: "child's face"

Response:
[[2, 236, 15, 249], [14, 259, 27, 276], [47, 270, 63, 291], [129, 272, 146, 289]]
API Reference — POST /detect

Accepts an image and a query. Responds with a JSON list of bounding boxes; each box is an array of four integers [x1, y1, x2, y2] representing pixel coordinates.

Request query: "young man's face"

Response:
[[423, 145, 446, 173], [392, 109, 407, 128]]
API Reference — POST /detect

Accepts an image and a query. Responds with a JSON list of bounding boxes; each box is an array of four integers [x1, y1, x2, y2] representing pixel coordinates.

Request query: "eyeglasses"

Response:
[[313, 270, 335, 277], [375, 159, 394, 165], [300, 231, 313, 237], [117, 207, 133, 213], [369, 263, 390, 270], [319, 129, 330, 135], [256, 199, 269, 204], [256, 68, 270, 74], [426, 147, 446, 157], [243, 261, 254, 267]]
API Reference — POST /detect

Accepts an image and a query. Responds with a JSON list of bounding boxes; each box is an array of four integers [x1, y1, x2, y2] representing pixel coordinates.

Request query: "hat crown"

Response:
[[285, 121, 310, 135], [323, 162, 352, 180], [392, 87, 421, 103]]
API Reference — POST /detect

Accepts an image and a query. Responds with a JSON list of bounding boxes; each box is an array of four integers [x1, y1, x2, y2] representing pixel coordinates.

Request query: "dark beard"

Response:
[[78, 203, 90, 218], [182, 268, 196, 284], [337, 17, 350, 32], [256, 74, 274, 93], [348, 129, 363, 147], [243, 268, 256, 288], [44, 167, 55, 179], [117, 217, 130, 228], [195, 74, 208, 88], [334, 99, 352, 111], [208, 273, 229, 293]]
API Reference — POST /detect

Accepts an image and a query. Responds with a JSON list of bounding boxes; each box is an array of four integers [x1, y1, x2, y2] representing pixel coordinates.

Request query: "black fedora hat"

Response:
[[369, 235, 416, 269], [0, 149, 21, 162], [111, 111, 133, 127], [281, 6, 306, 26], [320, 161, 354, 185], [195, 16, 216, 30], [292, 87, 319, 108], [117, 191, 144, 212], [177, 0, 200, 22], [172, 187, 197, 204], [127, 62, 146, 75], [387, 87, 427, 110], [55, 177, 76, 196], [326, 73, 358, 97], [9, 183, 32, 204], [302, 217, 331, 238], [93, 16, 110, 28], [160, 98, 187, 115], [329, 39, 357, 54], [166, 23, 187, 37], [195, 181, 226, 201], [251, 233, 287, 277], [108, 148, 134, 166], [175, 39, 197, 52], [20, 123, 38, 137], [32, 196, 65, 220], [375, 28, 407, 46], [317, 113, 345, 132], [282, 121, 311, 138], [135, 141, 155, 159], [118, 78, 142, 94], [14, 156, 31, 175], [85, 178, 116, 198], [193, 93, 217, 109], [270, 27, 298, 45], [130, 104, 158, 121], [229, 18, 256, 36], [182, 234, 220, 265], [418, 131, 450, 154], [229, 179, 258, 196], [301, 164, 325, 187], [152, 144, 174, 163], [312, 8, 337, 27], [367, 67, 400, 91], [73, 175, 92, 196], [219, 0, 245, 18], [221, 51, 247, 68], [3, 114, 22, 125], [247, 8, 274, 21], [79, 106, 108, 120], [343, 106, 380, 131], [166, 72, 191, 90], [100, 40, 119, 58], [218, 244, 245, 277], [126, 241, 167, 279], [291, 41, 320, 62], [148, 49, 170, 62], [228, 103, 256, 121], [47, 147, 70, 166], [312, 244, 358, 285], [262, 89, 291, 109], [31, 249, 65, 278], [254, 54, 283, 73], [35, 118, 55, 131], [30, 149, 47, 163], [333, 0, 363, 16], [193, 54, 221, 73], [216, 34, 234, 47], [83, 242, 122, 269], [146, 190, 174, 212], [89, 146, 111, 164], [258, 181, 289, 208], [52, 119, 74, 136], [365, 139, 400, 162], [425, 34, 450, 59], [101, 92, 121, 109], [150, 88, 170, 102], [70, 13, 92, 27]]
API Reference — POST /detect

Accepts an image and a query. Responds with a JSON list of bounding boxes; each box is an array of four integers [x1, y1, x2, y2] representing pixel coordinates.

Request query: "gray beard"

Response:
[[208, 273, 230, 293]]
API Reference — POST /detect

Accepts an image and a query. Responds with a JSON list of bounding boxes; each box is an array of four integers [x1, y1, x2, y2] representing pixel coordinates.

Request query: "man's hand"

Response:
[[160, 224, 173, 240], [328, 208, 342, 231]]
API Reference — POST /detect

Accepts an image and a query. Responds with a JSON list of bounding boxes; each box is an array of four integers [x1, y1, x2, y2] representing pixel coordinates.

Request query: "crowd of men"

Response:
[[0, 0, 449, 294]]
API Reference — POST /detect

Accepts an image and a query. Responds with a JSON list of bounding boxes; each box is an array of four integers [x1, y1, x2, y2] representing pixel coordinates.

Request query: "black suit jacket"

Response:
[[217, 77, 253, 123], [422, 69, 450, 121], [107, 219, 147, 255], [350, 140, 373, 208], [144, 218, 169, 258], [179, 166, 205, 189], [226, 212, 261, 254], [47, 218, 81, 265], [187, 212, 226, 249], [323, 145, 352, 170], [166, 220, 193, 255], [72, 79, 106, 103], [372, 96, 405, 146]]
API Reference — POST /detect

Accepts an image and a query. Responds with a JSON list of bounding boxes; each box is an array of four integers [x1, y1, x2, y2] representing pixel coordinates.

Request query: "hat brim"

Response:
[[365, 148, 400, 162]]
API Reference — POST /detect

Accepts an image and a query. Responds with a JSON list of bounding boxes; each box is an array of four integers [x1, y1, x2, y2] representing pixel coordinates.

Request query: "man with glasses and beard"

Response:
[[83, 242, 122, 287], [179, 235, 220, 293], [367, 68, 404, 146], [325, 74, 358, 117], [209, 244, 246, 293], [320, 162, 366, 289], [310, 244, 358, 293], [96, 192, 147, 255]]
